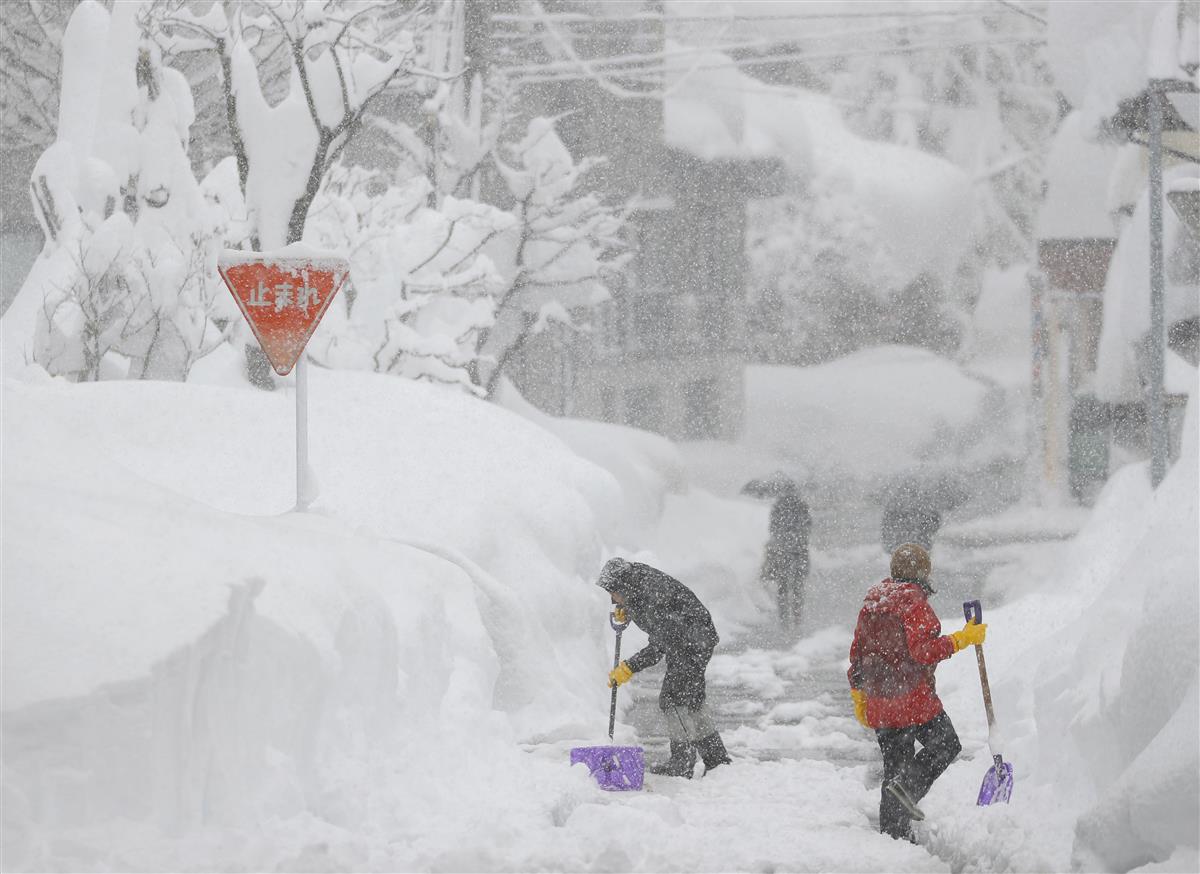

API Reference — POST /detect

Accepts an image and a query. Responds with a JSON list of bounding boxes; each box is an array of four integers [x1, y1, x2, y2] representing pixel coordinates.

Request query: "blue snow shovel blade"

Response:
[[977, 755, 1014, 805]]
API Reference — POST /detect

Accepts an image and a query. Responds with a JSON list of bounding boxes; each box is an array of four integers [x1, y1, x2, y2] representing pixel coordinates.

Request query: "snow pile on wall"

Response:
[[742, 345, 1008, 484], [1036, 112, 1120, 240], [927, 389, 1199, 872], [662, 39, 813, 169], [0, 370, 624, 868], [663, 41, 971, 289], [967, 265, 1033, 370], [495, 378, 686, 550], [1046, 391, 1199, 871], [1094, 163, 1200, 403], [1047, 0, 1195, 134]]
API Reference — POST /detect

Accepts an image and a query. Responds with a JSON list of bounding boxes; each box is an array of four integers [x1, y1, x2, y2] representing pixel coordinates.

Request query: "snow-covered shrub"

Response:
[[474, 116, 630, 396], [143, 0, 419, 251], [303, 107, 627, 394], [25, 1, 227, 382], [303, 165, 511, 390]]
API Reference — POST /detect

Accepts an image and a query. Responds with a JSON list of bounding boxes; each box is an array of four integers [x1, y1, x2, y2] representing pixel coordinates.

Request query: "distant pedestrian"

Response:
[[760, 484, 812, 626], [847, 543, 986, 840], [880, 499, 941, 553], [598, 557, 732, 778]]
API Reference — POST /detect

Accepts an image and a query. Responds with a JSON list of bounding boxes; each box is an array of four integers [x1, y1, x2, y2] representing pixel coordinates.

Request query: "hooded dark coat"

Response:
[[600, 561, 719, 709]]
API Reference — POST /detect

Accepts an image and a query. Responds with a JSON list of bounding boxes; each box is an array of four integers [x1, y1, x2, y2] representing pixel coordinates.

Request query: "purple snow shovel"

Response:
[[569, 611, 645, 791], [964, 600, 1014, 805]]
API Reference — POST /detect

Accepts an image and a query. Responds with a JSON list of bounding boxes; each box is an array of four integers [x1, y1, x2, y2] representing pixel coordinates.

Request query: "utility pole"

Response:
[[1147, 80, 1167, 488]]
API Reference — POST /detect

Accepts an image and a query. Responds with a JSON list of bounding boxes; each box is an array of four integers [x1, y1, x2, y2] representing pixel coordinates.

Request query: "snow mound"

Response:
[[925, 388, 1199, 873], [743, 345, 1004, 484], [1, 370, 631, 868]]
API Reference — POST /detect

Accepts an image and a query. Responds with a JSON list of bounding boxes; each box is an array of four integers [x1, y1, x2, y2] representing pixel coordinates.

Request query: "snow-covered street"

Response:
[[3, 0, 1198, 871]]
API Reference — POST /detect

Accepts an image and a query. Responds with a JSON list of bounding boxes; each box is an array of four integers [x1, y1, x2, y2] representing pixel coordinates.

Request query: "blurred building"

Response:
[[0, 145, 44, 318], [1032, 111, 1119, 502], [1035, 0, 1200, 503], [467, 0, 788, 440]]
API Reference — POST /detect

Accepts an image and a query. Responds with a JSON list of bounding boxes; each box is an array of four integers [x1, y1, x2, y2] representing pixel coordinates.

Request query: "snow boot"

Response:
[[696, 732, 732, 775], [648, 741, 696, 778], [885, 778, 925, 821]]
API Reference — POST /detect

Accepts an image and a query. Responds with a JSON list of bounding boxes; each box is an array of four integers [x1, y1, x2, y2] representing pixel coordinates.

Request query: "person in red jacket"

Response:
[[847, 543, 987, 840]]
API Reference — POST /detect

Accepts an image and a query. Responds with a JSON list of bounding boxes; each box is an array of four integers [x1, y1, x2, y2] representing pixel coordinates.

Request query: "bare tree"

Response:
[[0, 0, 80, 151], [143, 0, 423, 248], [473, 116, 630, 397]]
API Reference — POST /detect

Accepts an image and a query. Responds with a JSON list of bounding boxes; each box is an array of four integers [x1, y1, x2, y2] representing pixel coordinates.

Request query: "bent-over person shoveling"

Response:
[[847, 543, 987, 841], [597, 557, 732, 778]]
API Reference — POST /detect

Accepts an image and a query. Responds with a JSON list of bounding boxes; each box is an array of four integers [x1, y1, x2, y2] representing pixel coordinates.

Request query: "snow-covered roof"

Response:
[[1036, 112, 1120, 240], [1047, 0, 1199, 135], [1094, 162, 1200, 403], [662, 40, 973, 283], [661, 41, 813, 168]]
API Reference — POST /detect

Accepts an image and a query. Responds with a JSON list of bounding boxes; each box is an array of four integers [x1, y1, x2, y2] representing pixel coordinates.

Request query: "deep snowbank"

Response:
[[495, 378, 686, 551], [742, 345, 1010, 485], [0, 368, 633, 868], [914, 390, 1199, 873]]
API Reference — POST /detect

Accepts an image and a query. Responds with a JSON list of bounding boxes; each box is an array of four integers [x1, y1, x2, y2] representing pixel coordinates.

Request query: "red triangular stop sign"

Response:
[[217, 252, 348, 376]]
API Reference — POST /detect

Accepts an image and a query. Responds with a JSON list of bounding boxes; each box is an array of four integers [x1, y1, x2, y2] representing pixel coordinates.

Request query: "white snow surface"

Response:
[[921, 385, 1200, 873], [1093, 163, 1200, 403], [1047, 0, 1197, 135], [4, 347, 1198, 870], [1037, 112, 1120, 240], [664, 42, 971, 288], [743, 346, 1002, 484]]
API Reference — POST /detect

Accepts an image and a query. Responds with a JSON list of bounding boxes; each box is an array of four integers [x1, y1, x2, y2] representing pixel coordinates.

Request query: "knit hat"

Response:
[[597, 557, 631, 592], [890, 543, 931, 584]]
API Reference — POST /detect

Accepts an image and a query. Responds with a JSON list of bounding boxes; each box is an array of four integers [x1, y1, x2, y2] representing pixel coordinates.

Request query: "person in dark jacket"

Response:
[[598, 557, 732, 777], [879, 500, 941, 553], [847, 543, 986, 840], [761, 485, 812, 626]]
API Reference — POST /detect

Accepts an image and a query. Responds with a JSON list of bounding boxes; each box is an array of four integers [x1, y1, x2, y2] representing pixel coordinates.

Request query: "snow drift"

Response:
[[0, 368, 632, 869]]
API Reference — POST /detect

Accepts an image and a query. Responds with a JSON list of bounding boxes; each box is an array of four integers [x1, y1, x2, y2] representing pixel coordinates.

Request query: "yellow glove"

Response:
[[613, 606, 628, 624], [608, 661, 633, 688], [850, 688, 869, 728], [951, 620, 987, 652]]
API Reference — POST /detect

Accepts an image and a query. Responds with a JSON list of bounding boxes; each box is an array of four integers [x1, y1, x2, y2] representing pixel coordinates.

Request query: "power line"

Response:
[[491, 9, 1003, 26], [492, 20, 980, 78], [991, 0, 1048, 27], [504, 36, 1047, 87]]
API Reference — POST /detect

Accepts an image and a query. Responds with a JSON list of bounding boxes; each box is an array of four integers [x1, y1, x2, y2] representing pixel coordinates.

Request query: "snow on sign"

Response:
[[217, 250, 348, 376]]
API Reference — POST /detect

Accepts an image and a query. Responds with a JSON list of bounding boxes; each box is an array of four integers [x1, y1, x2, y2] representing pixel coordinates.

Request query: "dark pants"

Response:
[[876, 711, 962, 838], [659, 645, 713, 710], [762, 545, 809, 624]]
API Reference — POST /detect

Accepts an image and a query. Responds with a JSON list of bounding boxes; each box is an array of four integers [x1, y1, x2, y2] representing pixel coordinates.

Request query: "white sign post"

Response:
[[217, 250, 349, 511]]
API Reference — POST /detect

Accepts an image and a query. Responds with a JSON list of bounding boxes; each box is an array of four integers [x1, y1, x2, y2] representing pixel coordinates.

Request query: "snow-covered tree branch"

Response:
[[143, 0, 421, 249], [24, 1, 229, 382]]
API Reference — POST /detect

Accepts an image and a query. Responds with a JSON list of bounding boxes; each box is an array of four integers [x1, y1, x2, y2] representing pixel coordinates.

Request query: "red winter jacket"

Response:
[[847, 578, 956, 729]]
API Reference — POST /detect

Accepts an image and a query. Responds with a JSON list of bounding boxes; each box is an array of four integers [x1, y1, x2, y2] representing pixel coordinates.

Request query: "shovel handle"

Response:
[[607, 620, 624, 740], [963, 600, 996, 729]]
